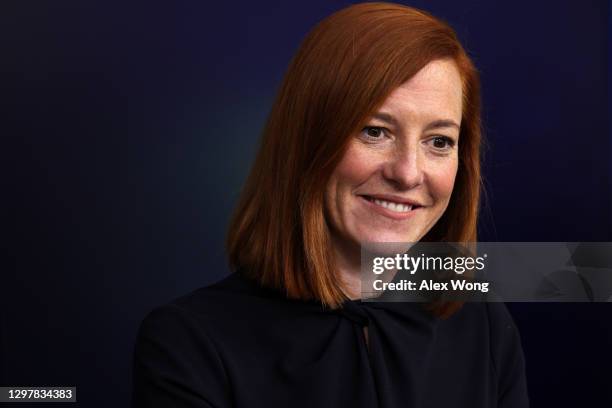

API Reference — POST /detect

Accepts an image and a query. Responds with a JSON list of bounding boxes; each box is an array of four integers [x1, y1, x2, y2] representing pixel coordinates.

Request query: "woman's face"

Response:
[[325, 58, 462, 254]]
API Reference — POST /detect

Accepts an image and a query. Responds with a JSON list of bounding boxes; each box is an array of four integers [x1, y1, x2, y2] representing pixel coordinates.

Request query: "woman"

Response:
[[132, 2, 529, 407]]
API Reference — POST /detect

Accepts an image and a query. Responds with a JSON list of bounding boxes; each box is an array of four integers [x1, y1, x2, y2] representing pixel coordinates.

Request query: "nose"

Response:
[[381, 142, 424, 189]]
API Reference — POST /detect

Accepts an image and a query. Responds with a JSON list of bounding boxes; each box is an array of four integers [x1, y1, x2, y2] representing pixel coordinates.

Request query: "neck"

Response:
[[331, 234, 401, 301]]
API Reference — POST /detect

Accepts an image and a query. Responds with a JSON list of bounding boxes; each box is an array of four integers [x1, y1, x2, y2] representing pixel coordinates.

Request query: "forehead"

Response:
[[377, 59, 463, 123]]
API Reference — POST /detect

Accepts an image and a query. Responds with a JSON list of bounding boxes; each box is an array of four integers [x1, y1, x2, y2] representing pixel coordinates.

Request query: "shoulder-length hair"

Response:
[[226, 2, 481, 316]]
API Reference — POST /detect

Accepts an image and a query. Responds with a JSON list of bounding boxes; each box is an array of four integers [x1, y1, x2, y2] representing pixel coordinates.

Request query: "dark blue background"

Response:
[[2, 0, 611, 406]]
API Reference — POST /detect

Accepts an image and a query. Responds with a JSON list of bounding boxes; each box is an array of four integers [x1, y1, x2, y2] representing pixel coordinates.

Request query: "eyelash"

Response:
[[360, 126, 456, 151], [361, 126, 387, 140], [429, 136, 456, 150]]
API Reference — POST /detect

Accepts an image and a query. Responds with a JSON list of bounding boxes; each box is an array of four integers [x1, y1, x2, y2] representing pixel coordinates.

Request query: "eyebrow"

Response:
[[424, 119, 460, 131], [371, 112, 399, 127], [370, 112, 460, 131]]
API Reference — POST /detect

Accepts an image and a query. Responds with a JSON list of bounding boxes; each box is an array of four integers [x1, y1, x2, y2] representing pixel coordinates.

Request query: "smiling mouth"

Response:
[[361, 195, 422, 213]]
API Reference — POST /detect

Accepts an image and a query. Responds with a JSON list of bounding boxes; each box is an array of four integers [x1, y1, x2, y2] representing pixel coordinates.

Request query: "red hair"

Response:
[[226, 2, 481, 316]]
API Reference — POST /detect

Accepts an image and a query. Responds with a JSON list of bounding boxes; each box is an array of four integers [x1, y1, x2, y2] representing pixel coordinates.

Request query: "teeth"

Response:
[[372, 198, 412, 213]]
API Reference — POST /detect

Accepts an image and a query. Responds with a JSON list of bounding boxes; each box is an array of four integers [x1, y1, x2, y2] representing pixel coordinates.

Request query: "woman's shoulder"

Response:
[[442, 302, 524, 358], [136, 269, 324, 346], [170, 271, 268, 311], [459, 302, 522, 353], [138, 271, 278, 332], [132, 273, 255, 407], [446, 302, 528, 406], [442, 301, 518, 332]]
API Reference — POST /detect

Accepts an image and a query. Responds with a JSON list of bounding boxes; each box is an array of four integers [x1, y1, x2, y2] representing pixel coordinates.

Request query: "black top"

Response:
[[132, 270, 529, 407]]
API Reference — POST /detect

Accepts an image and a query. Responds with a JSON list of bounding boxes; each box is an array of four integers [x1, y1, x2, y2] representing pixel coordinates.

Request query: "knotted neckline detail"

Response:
[[336, 299, 371, 326]]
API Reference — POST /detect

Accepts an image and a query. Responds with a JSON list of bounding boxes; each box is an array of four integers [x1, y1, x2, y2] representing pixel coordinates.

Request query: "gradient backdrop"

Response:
[[2, 0, 611, 407]]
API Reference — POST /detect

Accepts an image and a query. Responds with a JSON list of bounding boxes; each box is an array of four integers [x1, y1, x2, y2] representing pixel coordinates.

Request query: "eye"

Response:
[[428, 136, 456, 151], [360, 126, 387, 141]]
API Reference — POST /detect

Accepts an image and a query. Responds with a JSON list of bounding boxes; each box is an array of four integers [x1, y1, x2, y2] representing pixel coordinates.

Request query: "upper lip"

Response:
[[360, 194, 424, 207]]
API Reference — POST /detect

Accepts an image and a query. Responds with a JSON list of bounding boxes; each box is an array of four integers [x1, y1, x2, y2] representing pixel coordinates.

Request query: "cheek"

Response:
[[325, 143, 381, 230], [329, 143, 380, 191], [428, 159, 458, 202]]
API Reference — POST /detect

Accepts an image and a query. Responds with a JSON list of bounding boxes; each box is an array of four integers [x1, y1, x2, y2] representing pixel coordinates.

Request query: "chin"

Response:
[[354, 229, 423, 246], [357, 233, 418, 257]]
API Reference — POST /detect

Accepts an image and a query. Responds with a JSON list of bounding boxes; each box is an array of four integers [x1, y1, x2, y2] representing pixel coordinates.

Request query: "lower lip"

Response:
[[359, 196, 420, 220]]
